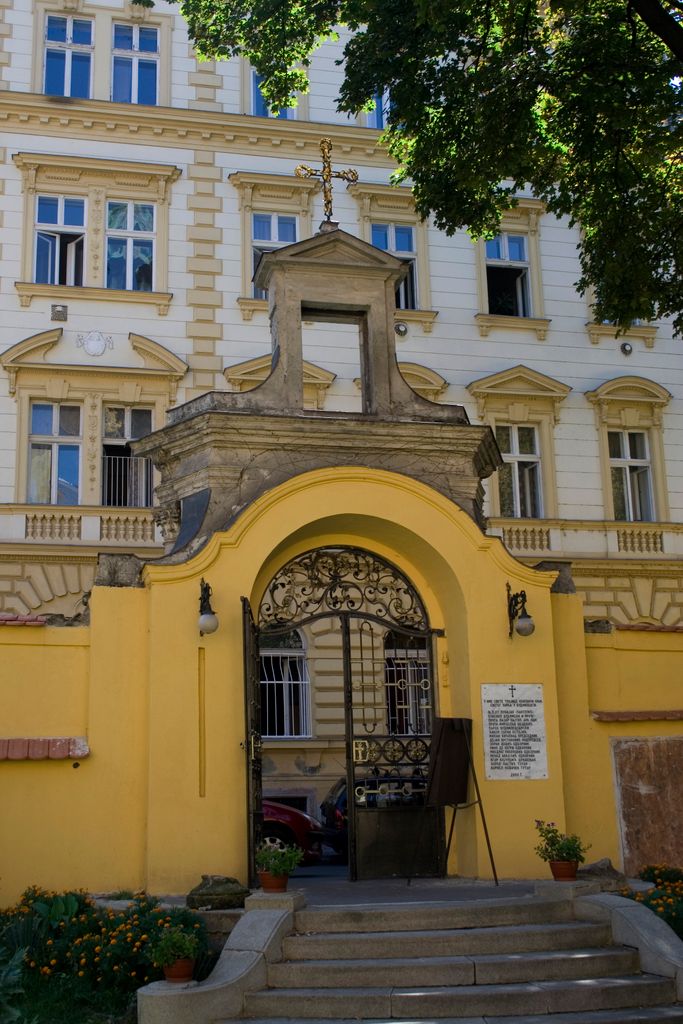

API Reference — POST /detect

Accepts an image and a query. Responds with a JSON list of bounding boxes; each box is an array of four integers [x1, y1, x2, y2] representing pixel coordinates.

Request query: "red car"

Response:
[[262, 800, 325, 864]]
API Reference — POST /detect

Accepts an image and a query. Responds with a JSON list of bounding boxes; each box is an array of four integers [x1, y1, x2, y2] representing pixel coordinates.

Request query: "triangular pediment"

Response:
[[225, 354, 336, 410], [467, 364, 571, 401], [254, 227, 404, 290]]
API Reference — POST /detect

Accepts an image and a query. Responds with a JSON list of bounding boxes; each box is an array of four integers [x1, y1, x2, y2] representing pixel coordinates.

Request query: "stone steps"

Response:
[[244, 975, 676, 1019], [293, 898, 573, 934], [234, 896, 681, 1023], [266, 946, 639, 988], [282, 921, 613, 960]]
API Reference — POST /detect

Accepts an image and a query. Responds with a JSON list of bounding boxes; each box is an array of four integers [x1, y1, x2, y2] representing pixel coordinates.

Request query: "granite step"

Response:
[[282, 921, 613, 961], [266, 946, 639, 989], [293, 898, 573, 935], [235, 1010, 683, 1024], [243, 975, 676, 1019]]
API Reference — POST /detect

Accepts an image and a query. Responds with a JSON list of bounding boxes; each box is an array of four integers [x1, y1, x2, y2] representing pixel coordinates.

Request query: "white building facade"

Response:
[[0, 0, 682, 629]]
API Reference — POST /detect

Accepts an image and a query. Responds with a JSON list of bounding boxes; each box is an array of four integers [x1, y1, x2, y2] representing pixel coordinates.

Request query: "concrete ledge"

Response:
[[574, 893, 683, 999], [137, 908, 292, 1023], [244, 890, 306, 912], [534, 880, 601, 900]]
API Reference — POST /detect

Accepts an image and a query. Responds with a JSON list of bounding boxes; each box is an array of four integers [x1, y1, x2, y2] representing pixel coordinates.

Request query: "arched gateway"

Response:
[[244, 546, 443, 880]]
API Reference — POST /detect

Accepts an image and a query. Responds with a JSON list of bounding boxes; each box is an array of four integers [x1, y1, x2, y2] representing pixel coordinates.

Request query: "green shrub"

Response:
[[0, 944, 28, 1023], [149, 926, 199, 967], [255, 843, 303, 876], [621, 865, 683, 941], [639, 864, 683, 884], [0, 887, 208, 1016]]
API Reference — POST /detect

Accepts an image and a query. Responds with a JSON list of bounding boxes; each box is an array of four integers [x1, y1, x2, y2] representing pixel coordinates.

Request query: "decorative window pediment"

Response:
[[397, 363, 448, 402], [1, 328, 187, 505], [224, 354, 336, 410], [585, 376, 671, 521], [468, 364, 570, 519], [467, 365, 571, 423], [586, 376, 671, 426]]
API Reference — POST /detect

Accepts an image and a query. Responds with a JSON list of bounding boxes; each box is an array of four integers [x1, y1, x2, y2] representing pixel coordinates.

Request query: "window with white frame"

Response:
[[608, 430, 654, 521], [252, 212, 297, 299], [260, 631, 311, 738], [485, 233, 531, 317], [112, 23, 159, 105], [34, 195, 86, 287], [495, 424, 543, 518], [102, 406, 153, 508], [27, 402, 81, 505], [105, 201, 155, 292], [371, 222, 417, 310], [251, 71, 293, 119], [44, 15, 93, 98]]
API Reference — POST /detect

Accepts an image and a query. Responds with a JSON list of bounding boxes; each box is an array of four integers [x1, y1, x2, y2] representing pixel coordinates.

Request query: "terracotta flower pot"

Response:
[[163, 957, 195, 983], [549, 859, 579, 881], [257, 869, 289, 892]]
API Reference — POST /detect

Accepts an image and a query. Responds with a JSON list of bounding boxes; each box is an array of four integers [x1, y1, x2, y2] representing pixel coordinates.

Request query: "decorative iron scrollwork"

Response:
[[259, 547, 429, 630]]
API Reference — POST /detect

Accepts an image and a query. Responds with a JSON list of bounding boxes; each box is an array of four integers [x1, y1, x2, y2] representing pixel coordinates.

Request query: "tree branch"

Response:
[[628, 0, 683, 59]]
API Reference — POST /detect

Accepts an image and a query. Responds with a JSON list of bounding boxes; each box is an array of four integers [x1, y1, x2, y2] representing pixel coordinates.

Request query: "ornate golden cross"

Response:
[[295, 138, 358, 221]]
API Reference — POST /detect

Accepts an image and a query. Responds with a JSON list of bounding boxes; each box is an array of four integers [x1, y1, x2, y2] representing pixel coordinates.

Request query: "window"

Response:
[[586, 376, 671, 523], [106, 201, 155, 292], [260, 631, 311, 738], [367, 89, 390, 129], [384, 632, 431, 736], [495, 424, 542, 518], [608, 430, 654, 522], [371, 222, 417, 310], [485, 233, 530, 317], [112, 24, 159, 105], [14, 153, 179, 310], [44, 15, 93, 98], [102, 406, 153, 508], [28, 402, 81, 505], [251, 71, 293, 119], [474, 200, 549, 339], [467, 365, 570, 519], [252, 212, 297, 299], [34, 195, 85, 287]]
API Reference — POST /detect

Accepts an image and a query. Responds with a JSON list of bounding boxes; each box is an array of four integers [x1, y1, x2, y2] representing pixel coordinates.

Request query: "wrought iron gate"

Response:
[[244, 547, 445, 881]]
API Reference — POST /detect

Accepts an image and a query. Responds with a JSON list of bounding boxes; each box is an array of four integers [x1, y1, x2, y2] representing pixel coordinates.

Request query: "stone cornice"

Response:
[[0, 92, 393, 164]]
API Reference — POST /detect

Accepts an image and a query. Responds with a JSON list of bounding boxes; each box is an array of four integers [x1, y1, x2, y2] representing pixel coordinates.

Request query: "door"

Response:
[[247, 546, 445, 880]]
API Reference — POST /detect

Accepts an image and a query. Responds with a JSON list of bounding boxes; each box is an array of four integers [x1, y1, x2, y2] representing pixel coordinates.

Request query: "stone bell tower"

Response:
[[134, 223, 501, 559]]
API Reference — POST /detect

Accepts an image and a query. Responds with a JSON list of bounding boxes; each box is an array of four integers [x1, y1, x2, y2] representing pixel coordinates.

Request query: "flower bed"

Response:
[[620, 865, 683, 940], [0, 887, 208, 1021]]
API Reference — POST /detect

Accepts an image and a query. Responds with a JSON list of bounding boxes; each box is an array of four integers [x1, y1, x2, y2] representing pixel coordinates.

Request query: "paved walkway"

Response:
[[287, 864, 536, 906]]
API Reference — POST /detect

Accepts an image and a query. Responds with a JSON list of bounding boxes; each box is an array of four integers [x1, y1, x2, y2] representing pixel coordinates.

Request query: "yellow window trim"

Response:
[[32, 0, 173, 106], [229, 171, 321, 311], [474, 198, 546, 334], [12, 152, 180, 296], [1, 328, 187, 505], [347, 181, 435, 322], [586, 322, 658, 349], [586, 376, 671, 521], [467, 364, 571, 519]]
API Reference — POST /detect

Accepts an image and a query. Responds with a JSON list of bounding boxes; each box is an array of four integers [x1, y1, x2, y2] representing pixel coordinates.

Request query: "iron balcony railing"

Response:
[[101, 455, 153, 508]]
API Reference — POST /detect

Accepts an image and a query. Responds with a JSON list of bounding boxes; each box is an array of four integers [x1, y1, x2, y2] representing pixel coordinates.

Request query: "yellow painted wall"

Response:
[[1, 467, 682, 900]]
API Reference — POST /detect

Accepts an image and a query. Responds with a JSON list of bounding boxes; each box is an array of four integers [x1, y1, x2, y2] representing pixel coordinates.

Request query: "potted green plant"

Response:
[[150, 925, 200, 983], [534, 819, 590, 880], [255, 843, 304, 892]]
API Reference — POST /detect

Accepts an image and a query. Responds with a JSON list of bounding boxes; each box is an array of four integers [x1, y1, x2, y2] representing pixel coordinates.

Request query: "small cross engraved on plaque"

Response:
[[295, 138, 358, 221], [508, 685, 517, 698]]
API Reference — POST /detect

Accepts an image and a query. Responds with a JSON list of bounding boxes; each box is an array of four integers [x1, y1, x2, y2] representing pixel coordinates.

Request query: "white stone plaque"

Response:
[[482, 684, 548, 780]]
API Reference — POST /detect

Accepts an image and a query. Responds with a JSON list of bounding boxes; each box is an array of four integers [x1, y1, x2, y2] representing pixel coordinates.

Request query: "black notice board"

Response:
[[426, 717, 472, 807]]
